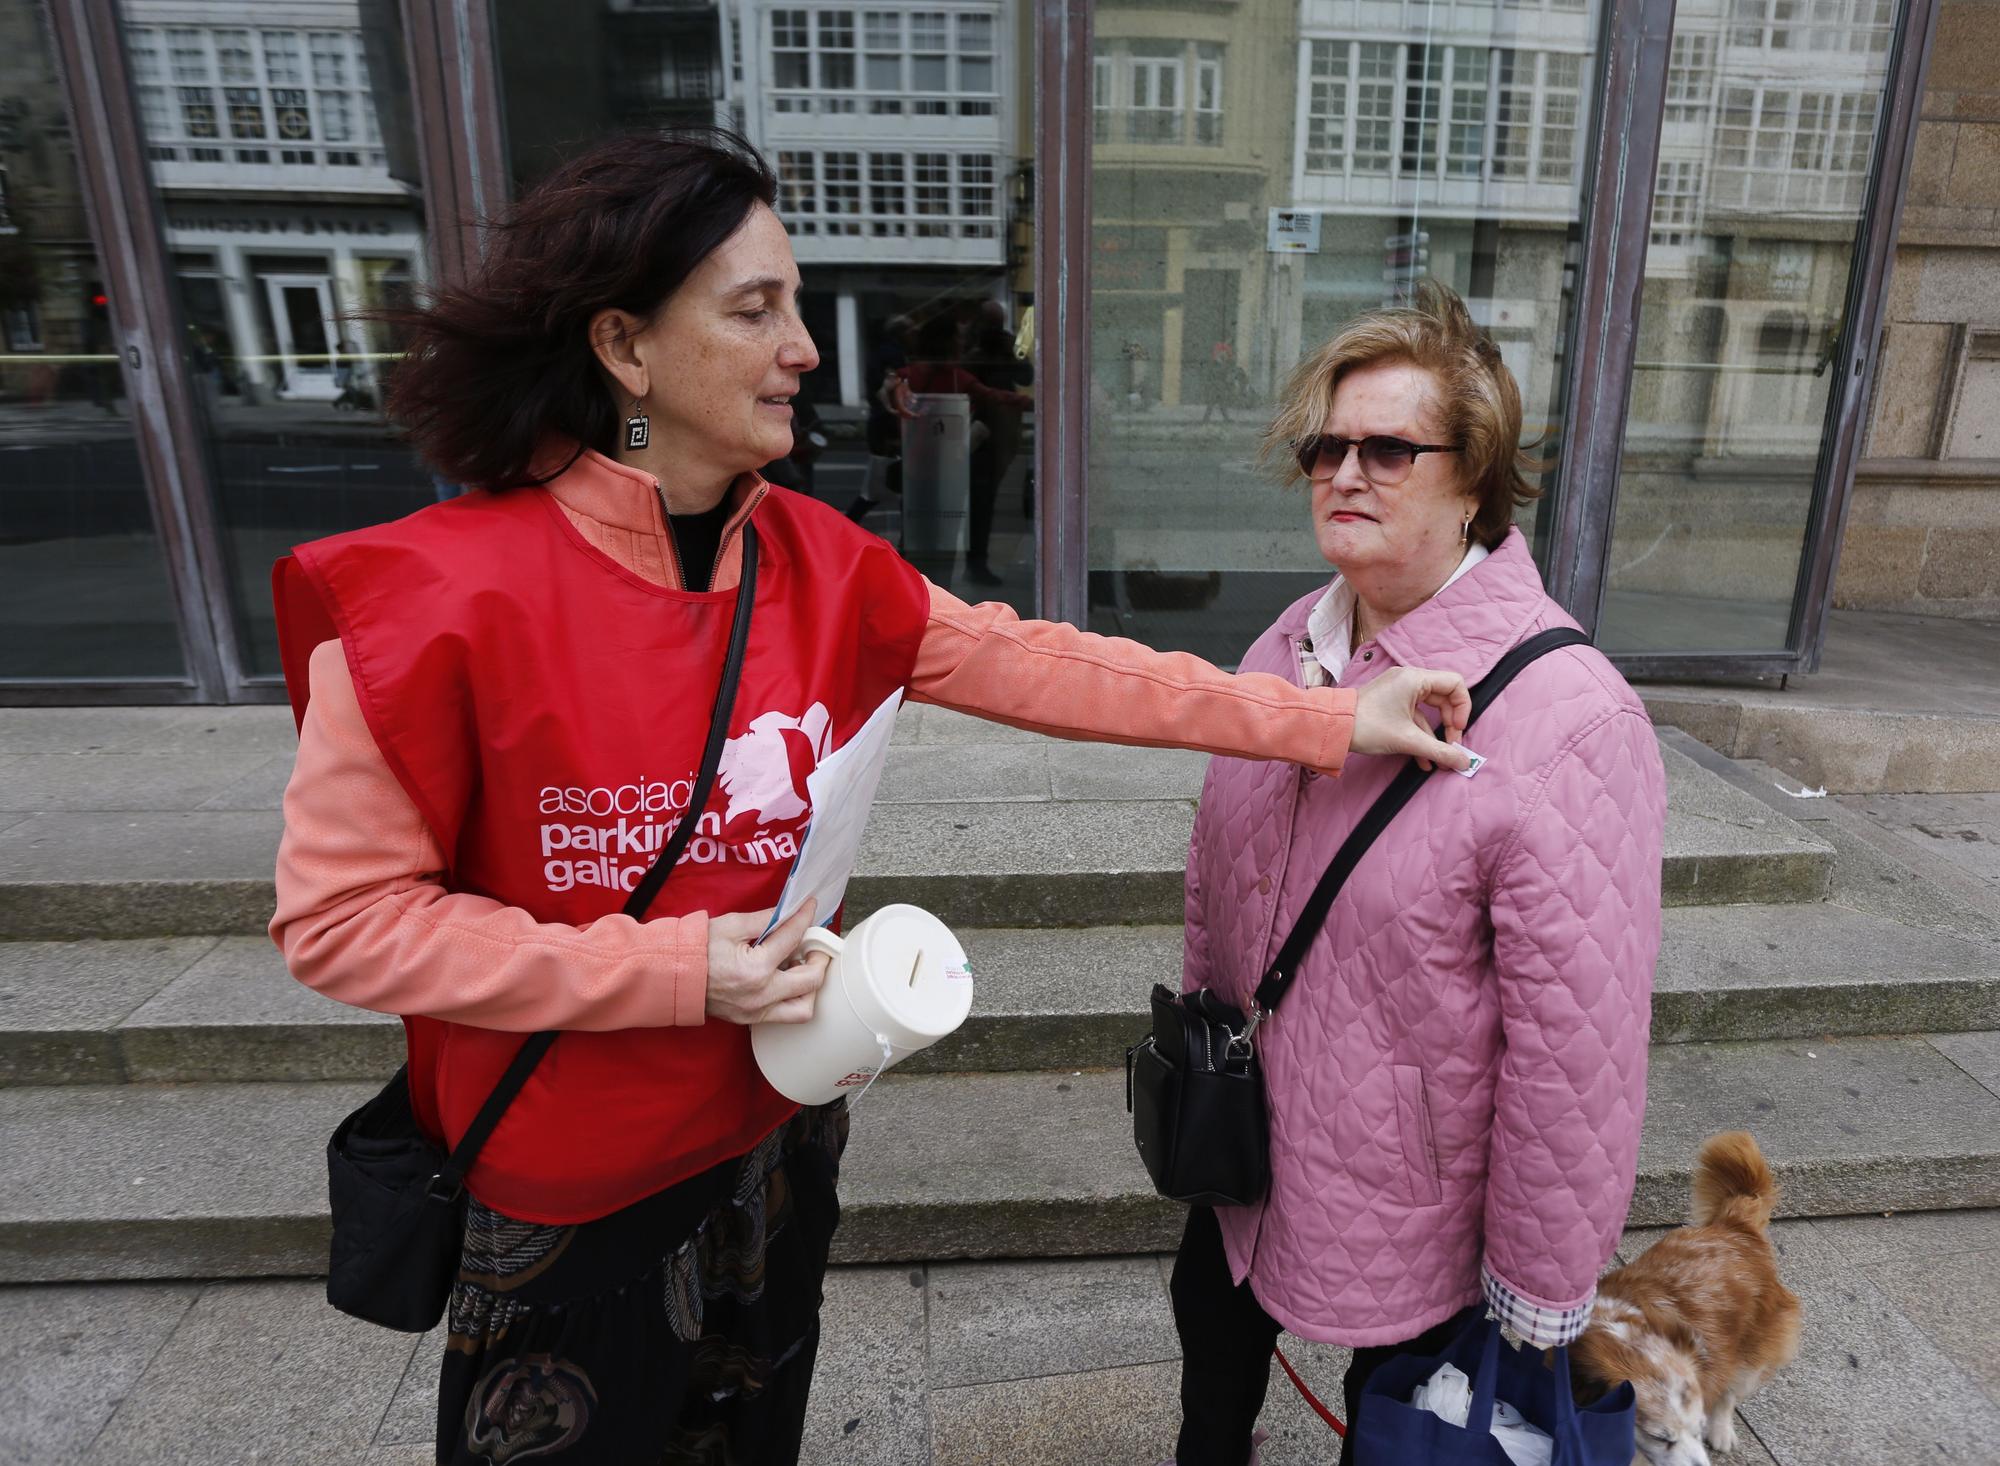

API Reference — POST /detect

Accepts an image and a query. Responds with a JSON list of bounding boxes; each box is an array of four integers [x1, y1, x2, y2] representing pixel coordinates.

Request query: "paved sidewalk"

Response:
[[6, 1210, 1997, 1465]]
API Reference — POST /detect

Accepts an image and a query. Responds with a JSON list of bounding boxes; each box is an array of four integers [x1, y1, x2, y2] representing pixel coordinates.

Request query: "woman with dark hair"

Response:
[[269, 129, 1475, 1464]]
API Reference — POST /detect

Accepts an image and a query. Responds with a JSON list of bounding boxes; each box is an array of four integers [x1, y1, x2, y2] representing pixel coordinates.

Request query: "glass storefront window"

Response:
[[1600, 0, 1896, 654], [1087, 0, 1601, 662], [0, 0, 186, 680], [122, 0, 435, 678], [495, 0, 1036, 614]]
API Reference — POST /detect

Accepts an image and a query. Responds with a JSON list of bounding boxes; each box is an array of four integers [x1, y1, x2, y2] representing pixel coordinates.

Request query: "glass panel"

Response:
[[0, 0, 186, 680], [1601, 3, 1895, 653], [494, 0, 1037, 614], [118, 1, 436, 678], [1088, 4, 1601, 660]]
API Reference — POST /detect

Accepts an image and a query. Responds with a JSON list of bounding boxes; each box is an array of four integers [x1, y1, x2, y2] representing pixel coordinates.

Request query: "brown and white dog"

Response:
[[1570, 1132, 1802, 1466]]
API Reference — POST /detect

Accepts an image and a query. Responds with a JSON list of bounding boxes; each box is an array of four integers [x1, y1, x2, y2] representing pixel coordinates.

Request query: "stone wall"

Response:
[[1838, 0, 2000, 619]]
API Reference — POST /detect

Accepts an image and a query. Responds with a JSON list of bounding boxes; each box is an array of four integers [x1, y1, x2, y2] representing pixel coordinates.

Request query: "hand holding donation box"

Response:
[[753, 689, 975, 1105]]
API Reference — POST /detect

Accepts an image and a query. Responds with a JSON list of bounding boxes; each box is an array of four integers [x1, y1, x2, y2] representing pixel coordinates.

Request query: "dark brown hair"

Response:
[[1260, 280, 1542, 548], [381, 128, 778, 489]]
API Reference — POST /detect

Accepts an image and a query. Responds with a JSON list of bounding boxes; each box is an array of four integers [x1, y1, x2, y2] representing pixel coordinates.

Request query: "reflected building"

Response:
[[1633, 0, 1893, 462], [729, 0, 1026, 407], [1605, 0, 1899, 649], [125, 1, 428, 403], [1086, 0, 1604, 652], [0, 0, 1974, 695]]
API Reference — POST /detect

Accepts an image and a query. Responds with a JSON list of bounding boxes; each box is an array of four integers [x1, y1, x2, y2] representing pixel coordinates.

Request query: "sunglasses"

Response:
[[1293, 434, 1461, 486]]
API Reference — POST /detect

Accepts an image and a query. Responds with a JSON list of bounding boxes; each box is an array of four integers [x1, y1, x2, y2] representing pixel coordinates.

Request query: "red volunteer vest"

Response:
[[274, 474, 929, 1223]]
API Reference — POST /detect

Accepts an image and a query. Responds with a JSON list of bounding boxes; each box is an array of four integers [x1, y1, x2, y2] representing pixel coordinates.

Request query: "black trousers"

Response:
[[1169, 1206, 1473, 1466]]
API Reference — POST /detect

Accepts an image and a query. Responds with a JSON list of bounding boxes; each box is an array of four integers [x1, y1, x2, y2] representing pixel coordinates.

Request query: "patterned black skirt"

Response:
[[436, 1101, 847, 1465]]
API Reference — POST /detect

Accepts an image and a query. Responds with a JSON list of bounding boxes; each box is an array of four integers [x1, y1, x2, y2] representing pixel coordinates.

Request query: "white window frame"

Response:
[[1304, 40, 1347, 174], [1664, 33, 1715, 126], [1650, 158, 1705, 246], [1194, 47, 1224, 147], [776, 146, 998, 240], [1129, 55, 1185, 144], [1445, 44, 1488, 180], [1712, 80, 1882, 211], [771, 5, 998, 119], [1491, 47, 1535, 179], [1093, 41, 1227, 149], [124, 24, 380, 168], [1537, 51, 1585, 186], [1298, 39, 1588, 188]]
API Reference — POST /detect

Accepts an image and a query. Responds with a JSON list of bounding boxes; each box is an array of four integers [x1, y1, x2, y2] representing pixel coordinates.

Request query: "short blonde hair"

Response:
[[1260, 281, 1541, 548]]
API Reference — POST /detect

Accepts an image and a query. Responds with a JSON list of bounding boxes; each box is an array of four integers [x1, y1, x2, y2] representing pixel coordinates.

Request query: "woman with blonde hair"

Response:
[[1165, 282, 1666, 1465]]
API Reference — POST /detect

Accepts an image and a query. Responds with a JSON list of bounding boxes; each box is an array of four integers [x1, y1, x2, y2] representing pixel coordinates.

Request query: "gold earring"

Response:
[[1460, 513, 1472, 544]]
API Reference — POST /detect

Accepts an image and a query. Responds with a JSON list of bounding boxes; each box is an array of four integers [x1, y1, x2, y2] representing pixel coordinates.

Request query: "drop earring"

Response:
[[625, 397, 650, 451], [1460, 512, 1472, 544]]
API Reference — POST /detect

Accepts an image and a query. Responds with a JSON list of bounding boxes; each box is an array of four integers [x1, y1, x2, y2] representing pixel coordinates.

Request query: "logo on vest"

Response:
[[717, 705, 831, 825], [535, 703, 831, 895]]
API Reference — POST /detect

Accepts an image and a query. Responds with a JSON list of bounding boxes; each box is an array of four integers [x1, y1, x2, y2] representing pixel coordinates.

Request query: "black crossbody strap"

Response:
[[1249, 626, 1591, 1017], [434, 525, 762, 1195]]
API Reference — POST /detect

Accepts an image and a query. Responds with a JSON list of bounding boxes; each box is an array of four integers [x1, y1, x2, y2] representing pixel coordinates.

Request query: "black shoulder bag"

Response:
[[323, 527, 760, 1332], [1126, 627, 1590, 1208]]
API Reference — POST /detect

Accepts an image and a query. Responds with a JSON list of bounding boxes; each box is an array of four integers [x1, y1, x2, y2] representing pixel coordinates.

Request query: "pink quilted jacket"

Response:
[[1185, 529, 1666, 1348]]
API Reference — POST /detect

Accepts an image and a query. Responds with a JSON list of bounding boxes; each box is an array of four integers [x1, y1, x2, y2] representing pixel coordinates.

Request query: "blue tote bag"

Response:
[[1352, 1314, 1635, 1466]]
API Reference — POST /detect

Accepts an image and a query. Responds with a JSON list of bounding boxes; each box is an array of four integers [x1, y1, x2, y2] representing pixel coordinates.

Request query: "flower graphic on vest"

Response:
[[716, 703, 832, 827]]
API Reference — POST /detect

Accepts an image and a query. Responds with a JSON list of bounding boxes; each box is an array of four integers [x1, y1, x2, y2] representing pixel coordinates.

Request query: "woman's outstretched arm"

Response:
[[909, 582, 1468, 773]]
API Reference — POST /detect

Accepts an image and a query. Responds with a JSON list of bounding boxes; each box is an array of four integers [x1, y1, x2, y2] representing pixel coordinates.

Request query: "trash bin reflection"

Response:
[[898, 393, 972, 578]]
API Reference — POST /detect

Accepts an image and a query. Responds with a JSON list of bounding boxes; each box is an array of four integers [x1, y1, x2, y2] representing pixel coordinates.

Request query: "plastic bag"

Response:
[[1410, 1362, 1554, 1466]]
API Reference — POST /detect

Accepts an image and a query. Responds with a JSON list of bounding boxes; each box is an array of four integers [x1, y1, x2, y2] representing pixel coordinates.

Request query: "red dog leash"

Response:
[[1275, 1345, 1347, 1438]]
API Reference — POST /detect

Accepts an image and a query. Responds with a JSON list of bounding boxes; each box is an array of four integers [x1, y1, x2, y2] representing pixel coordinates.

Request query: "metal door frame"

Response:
[[1543, 0, 1942, 681], [9, 0, 494, 702]]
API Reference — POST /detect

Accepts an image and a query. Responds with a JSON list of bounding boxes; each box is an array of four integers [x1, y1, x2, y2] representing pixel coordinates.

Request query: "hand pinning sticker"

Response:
[[1456, 749, 1486, 779]]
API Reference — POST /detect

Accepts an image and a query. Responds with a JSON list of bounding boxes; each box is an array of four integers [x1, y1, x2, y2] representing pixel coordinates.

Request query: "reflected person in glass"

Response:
[[1165, 284, 1666, 1466], [266, 129, 1482, 1465]]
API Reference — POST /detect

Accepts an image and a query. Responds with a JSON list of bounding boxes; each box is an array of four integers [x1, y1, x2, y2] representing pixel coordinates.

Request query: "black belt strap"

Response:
[[1250, 627, 1592, 1018], [431, 524, 761, 1198]]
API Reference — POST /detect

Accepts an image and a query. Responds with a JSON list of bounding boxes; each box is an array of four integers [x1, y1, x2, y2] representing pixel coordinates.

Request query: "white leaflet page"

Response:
[[763, 688, 903, 935]]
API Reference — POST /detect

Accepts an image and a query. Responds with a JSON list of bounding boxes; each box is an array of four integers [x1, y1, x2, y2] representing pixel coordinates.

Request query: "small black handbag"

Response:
[[323, 527, 759, 1332], [1127, 627, 1590, 1208]]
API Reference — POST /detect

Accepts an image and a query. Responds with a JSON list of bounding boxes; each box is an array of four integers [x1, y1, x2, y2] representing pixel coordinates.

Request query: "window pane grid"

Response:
[[1446, 46, 1487, 178], [1305, 41, 1347, 173], [778, 146, 999, 239], [1300, 39, 1588, 185], [129, 24, 374, 164], [771, 4, 998, 116]]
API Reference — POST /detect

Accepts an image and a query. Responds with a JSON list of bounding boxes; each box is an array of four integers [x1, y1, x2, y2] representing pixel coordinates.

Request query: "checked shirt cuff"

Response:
[[1481, 1263, 1591, 1349]]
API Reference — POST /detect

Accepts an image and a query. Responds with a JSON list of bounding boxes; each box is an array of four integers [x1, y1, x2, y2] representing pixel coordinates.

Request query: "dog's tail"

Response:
[[1691, 1130, 1779, 1232]]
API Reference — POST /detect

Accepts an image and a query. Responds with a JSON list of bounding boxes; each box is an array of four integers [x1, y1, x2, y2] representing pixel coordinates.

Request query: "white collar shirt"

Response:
[[1300, 542, 1490, 688]]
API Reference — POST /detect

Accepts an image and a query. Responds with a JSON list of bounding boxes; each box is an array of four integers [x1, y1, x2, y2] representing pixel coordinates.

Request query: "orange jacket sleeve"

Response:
[[270, 639, 709, 1032], [909, 582, 1355, 775]]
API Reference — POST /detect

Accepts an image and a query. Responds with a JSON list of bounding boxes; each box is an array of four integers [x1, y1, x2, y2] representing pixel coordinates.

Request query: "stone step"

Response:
[[8, 900, 1997, 1088], [1640, 611, 2000, 795], [3, 1031, 1996, 1283], [0, 735, 1833, 941]]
